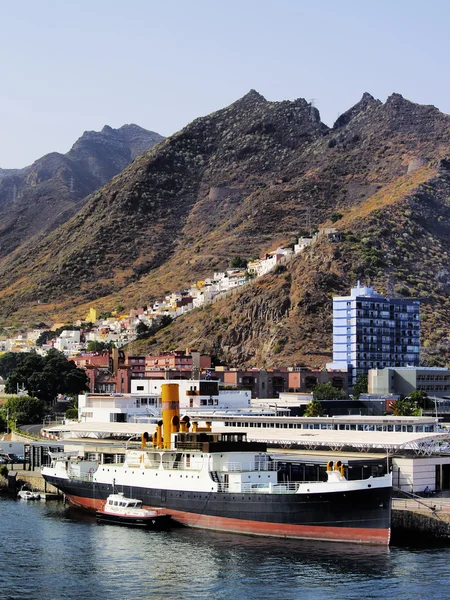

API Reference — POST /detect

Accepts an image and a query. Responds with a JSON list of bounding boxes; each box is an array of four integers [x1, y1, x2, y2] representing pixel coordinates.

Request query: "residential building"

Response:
[[327, 283, 420, 385], [54, 330, 82, 355], [145, 350, 211, 373]]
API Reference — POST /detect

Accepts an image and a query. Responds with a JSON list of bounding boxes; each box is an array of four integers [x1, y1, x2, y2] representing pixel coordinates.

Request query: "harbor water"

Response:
[[2, 496, 450, 600]]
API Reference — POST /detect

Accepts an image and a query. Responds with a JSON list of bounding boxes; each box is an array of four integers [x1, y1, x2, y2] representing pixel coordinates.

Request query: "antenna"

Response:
[[12, 184, 17, 202], [308, 98, 318, 121], [69, 176, 75, 193]]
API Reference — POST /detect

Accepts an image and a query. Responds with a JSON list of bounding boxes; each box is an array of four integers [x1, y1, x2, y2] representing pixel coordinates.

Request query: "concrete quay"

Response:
[[392, 497, 450, 543], [1, 468, 62, 498]]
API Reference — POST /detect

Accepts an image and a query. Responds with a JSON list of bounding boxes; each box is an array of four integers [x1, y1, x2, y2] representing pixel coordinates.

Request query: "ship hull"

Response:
[[43, 474, 391, 545]]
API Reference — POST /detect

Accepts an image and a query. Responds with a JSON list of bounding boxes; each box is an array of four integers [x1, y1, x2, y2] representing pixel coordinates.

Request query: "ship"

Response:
[[42, 383, 392, 545]]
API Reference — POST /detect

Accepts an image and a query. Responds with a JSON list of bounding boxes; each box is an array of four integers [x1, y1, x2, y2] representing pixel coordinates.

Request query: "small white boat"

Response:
[[96, 493, 172, 529], [18, 488, 40, 500]]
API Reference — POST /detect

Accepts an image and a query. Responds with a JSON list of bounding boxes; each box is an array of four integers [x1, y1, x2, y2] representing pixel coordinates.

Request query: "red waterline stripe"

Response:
[[65, 494, 390, 545]]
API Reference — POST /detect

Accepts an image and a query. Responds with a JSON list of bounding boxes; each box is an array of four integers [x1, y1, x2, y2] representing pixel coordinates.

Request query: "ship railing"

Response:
[[220, 461, 278, 472], [174, 442, 204, 450], [161, 459, 202, 471], [68, 472, 96, 482], [239, 482, 301, 493]]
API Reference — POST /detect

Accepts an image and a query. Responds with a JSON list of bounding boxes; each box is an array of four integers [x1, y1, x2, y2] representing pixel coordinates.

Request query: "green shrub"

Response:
[[330, 212, 344, 223], [65, 408, 79, 420]]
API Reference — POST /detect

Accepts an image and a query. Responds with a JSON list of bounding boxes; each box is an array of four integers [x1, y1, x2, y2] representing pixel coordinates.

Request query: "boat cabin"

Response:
[[106, 494, 143, 508]]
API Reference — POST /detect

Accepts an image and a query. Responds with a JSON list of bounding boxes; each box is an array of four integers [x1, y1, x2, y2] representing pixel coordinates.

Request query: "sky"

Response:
[[1, 0, 450, 168]]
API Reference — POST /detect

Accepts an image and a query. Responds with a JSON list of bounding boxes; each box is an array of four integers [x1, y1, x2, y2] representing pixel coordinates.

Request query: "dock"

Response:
[[1, 468, 63, 499], [392, 497, 450, 543]]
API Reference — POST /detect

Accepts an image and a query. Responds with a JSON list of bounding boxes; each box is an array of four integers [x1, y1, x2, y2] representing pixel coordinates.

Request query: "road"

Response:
[[18, 423, 45, 436]]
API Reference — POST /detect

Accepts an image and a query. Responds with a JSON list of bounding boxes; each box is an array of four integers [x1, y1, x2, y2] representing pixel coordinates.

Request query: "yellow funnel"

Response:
[[162, 383, 180, 449]]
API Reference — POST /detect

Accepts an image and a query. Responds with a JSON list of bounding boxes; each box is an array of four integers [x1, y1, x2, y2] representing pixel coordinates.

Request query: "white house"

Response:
[[54, 330, 82, 355]]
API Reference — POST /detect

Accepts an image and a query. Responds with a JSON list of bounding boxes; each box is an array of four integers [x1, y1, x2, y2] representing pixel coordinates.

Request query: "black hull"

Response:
[[44, 474, 391, 544]]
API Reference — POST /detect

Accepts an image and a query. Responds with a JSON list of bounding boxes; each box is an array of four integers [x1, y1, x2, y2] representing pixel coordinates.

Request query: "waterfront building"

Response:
[[368, 366, 450, 399], [77, 379, 252, 423], [327, 283, 420, 385]]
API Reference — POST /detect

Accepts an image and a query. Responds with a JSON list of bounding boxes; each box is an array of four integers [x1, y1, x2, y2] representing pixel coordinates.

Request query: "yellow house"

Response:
[[86, 308, 98, 323]]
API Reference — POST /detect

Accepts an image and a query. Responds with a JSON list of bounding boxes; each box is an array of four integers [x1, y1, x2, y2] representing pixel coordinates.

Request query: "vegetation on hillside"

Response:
[[1, 92, 450, 368]]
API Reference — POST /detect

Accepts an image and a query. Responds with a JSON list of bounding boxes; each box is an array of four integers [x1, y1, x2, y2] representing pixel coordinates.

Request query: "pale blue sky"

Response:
[[1, 0, 449, 168]]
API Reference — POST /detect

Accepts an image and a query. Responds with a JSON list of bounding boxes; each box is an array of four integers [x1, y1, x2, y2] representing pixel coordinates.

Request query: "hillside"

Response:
[[0, 124, 164, 260], [127, 159, 450, 368], [0, 91, 450, 367]]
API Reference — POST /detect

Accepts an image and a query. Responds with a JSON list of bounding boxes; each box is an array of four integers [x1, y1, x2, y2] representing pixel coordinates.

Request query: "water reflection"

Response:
[[2, 497, 450, 600]]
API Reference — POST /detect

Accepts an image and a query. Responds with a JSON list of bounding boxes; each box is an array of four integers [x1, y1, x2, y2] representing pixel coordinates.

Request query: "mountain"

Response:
[[0, 91, 450, 367], [0, 125, 164, 259], [0, 167, 26, 180]]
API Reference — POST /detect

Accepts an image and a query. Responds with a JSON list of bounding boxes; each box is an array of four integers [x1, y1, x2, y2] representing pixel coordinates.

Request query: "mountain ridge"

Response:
[[0, 124, 164, 260], [1, 90, 450, 367]]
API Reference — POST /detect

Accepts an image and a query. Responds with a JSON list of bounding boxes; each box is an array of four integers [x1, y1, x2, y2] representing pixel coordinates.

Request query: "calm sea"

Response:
[[1, 496, 450, 600]]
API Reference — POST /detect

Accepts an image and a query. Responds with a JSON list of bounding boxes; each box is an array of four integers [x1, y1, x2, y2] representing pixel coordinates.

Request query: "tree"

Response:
[[0, 352, 28, 379], [87, 340, 108, 352], [136, 316, 173, 340], [65, 407, 79, 420], [230, 256, 248, 269], [62, 369, 90, 397], [303, 399, 323, 417], [313, 383, 347, 401], [3, 395, 45, 424], [136, 321, 151, 339], [389, 398, 421, 416], [5, 349, 88, 403], [352, 375, 368, 400], [35, 330, 54, 346], [406, 390, 429, 409], [158, 315, 173, 329]]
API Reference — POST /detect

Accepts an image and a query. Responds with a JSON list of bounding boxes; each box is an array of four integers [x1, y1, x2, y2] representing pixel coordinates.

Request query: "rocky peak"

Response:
[[385, 92, 407, 107], [333, 92, 380, 129], [233, 89, 267, 107]]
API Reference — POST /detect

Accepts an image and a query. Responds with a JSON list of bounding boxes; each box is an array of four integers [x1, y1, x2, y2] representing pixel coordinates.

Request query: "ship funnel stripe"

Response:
[[162, 401, 180, 411]]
